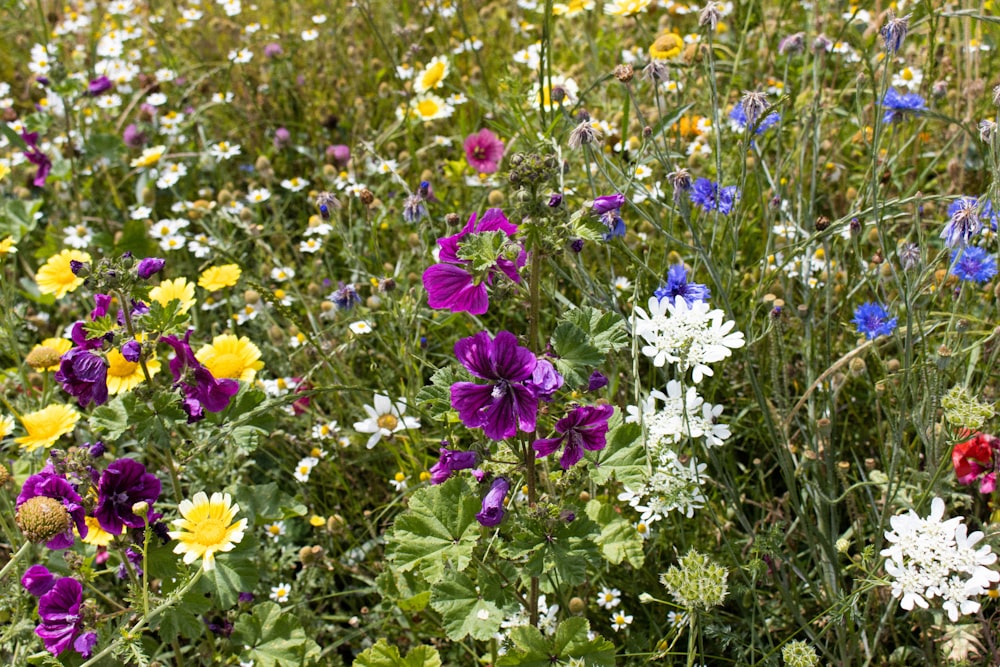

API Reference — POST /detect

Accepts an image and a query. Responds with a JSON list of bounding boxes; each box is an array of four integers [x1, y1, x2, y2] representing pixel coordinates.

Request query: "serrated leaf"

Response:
[[91, 395, 131, 439], [385, 477, 480, 584], [498, 618, 616, 667], [563, 308, 628, 354], [552, 322, 603, 387], [203, 540, 259, 609], [415, 366, 461, 422], [233, 483, 306, 525], [456, 230, 508, 271], [510, 516, 601, 587], [232, 602, 320, 667], [354, 639, 442, 667], [429, 570, 512, 641], [589, 420, 646, 487], [585, 499, 645, 568]]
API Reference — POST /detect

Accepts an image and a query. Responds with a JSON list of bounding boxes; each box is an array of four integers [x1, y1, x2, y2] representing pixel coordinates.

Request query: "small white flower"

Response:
[[610, 611, 633, 631], [353, 393, 421, 449], [349, 321, 373, 335], [228, 48, 253, 64], [263, 521, 286, 542], [596, 587, 621, 610], [269, 582, 291, 603]]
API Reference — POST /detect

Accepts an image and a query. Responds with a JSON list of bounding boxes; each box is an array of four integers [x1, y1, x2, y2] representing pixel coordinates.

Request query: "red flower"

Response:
[[952, 432, 1000, 494]]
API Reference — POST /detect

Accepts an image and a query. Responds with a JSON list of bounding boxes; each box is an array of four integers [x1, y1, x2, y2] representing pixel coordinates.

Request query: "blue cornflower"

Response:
[[950, 247, 998, 284], [654, 264, 711, 306], [880, 87, 926, 124], [941, 197, 989, 248], [330, 281, 361, 309], [728, 102, 780, 135], [689, 178, 740, 215], [852, 302, 898, 340]]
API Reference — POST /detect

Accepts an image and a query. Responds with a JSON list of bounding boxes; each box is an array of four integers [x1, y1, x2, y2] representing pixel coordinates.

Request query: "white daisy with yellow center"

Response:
[[414, 55, 450, 93]]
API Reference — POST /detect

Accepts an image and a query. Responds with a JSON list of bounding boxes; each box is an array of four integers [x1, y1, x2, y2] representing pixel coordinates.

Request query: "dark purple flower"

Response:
[[532, 404, 614, 469], [592, 194, 626, 239], [429, 448, 480, 484], [87, 76, 113, 96], [21, 131, 52, 188], [160, 331, 240, 421], [654, 264, 711, 306], [450, 330, 539, 440], [120, 340, 141, 363], [548, 193, 563, 208], [35, 578, 86, 656], [570, 238, 585, 253], [91, 294, 112, 320], [117, 547, 144, 579], [22, 565, 57, 597], [526, 359, 563, 401], [88, 441, 107, 457], [122, 123, 147, 148], [476, 477, 510, 527], [592, 194, 626, 214], [587, 370, 609, 391], [423, 209, 526, 316], [330, 282, 360, 309], [463, 129, 505, 174], [69, 321, 107, 351], [136, 257, 166, 279], [95, 458, 161, 535], [239, 592, 255, 603], [55, 348, 108, 407], [16, 465, 87, 550]]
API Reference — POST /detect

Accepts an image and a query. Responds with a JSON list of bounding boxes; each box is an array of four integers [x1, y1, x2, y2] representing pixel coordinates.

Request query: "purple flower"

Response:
[[123, 123, 147, 148], [273, 127, 291, 149], [593, 194, 626, 239], [161, 331, 240, 421], [55, 348, 108, 407], [95, 458, 161, 535], [21, 131, 52, 188], [942, 197, 996, 248], [429, 448, 480, 484], [729, 101, 780, 134], [852, 302, 898, 340], [91, 293, 112, 320], [463, 129, 505, 174], [950, 246, 998, 284], [330, 282, 360, 309], [87, 76, 113, 96], [22, 565, 57, 597], [120, 340, 141, 363], [263, 42, 283, 57], [450, 330, 539, 440], [136, 257, 166, 279], [587, 370, 609, 391], [690, 178, 740, 215], [880, 12, 909, 54], [327, 144, 350, 165], [35, 578, 87, 656], [527, 359, 563, 401], [532, 404, 614, 469], [476, 477, 510, 527], [16, 466, 88, 549], [422, 209, 526, 316], [654, 264, 711, 306], [881, 87, 926, 124]]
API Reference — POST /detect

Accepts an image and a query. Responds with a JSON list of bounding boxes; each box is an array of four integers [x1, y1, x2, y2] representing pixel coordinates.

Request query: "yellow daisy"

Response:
[[198, 264, 241, 291], [603, 0, 650, 16], [130, 145, 166, 169], [150, 277, 197, 314], [309, 514, 326, 527], [31, 337, 73, 372], [0, 414, 14, 438], [649, 32, 684, 60], [80, 516, 121, 547], [36, 249, 91, 298], [106, 348, 161, 394], [0, 236, 16, 256], [195, 334, 264, 382], [15, 404, 81, 452], [0, 163, 9, 181], [168, 491, 248, 571], [413, 56, 450, 94]]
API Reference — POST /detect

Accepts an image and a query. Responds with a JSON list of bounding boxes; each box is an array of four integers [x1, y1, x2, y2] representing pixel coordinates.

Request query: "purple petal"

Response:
[[450, 382, 493, 429], [422, 263, 489, 315], [453, 331, 497, 380]]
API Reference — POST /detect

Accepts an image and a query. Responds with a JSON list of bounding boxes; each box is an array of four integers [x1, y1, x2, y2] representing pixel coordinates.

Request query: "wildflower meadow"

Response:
[[3, 0, 1000, 665]]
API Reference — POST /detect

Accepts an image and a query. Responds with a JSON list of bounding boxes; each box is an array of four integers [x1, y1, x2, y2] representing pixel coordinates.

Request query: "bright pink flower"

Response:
[[463, 129, 505, 174], [952, 432, 1000, 494]]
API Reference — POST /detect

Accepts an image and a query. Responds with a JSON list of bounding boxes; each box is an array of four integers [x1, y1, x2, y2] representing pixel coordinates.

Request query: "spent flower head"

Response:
[[660, 549, 729, 610]]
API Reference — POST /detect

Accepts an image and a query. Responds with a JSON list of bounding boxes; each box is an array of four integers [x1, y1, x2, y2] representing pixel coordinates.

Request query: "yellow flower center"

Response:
[[416, 99, 440, 117], [377, 414, 399, 431], [210, 353, 245, 379], [194, 517, 227, 545], [421, 61, 446, 89]]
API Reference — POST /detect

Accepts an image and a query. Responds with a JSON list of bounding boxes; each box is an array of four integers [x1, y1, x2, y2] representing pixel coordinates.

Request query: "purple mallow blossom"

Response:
[[593, 193, 626, 239], [87, 76, 112, 96], [121, 340, 141, 363], [429, 448, 480, 484], [532, 404, 614, 470], [16, 465, 88, 549], [476, 477, 510, 527], [21, 131, 52, 188], [450, 330, 540, 440], [22, 565, 57, 597], [54, 348, 108, 407], [136, 257, 166, 279], [423, 209, 526, 316], [94, 458, 161, 535], [161, 330, 240, 422], [464, 129, 505, 174], [30, 577, 94, 656]]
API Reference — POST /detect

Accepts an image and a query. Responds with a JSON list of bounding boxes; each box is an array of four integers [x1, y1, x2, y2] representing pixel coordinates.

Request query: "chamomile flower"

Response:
[[270, 266, 295, 282], [596, 587, 621, 610], [349, 321, 373, 335], [300, 238, 323, 253], [353, 393, 421, 449], [293, 457, 319, 482], [610, 611, 633, 631], [280, 177, 309, 192], [414, 55, 450, 93], [269, 582, 292, 603], [246, 187, 271, 204], [263, 521, 286, 542], [208, 141, 242, 160], [312, 421, 339, 440], [228, 48, 252, 63]]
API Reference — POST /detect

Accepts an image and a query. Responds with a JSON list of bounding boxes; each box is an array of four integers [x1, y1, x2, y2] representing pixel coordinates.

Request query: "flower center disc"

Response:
[[194, 517, 227, 545], [211, 353, 244, 379], [377, 414, 399, 431]]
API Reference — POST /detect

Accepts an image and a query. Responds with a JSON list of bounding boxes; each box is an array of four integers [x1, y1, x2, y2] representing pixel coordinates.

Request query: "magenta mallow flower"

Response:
[[422, 208, 526, 315], [54, 348, 108, 408], [450, 330, 540, 440], [161, 330, 240, 422], [87, 75, 112, 96], [121, 340, 141, 362], [22, 565, 57, 597], [429, 448, 480, 484], [34, 577, 96, 657], [136, 256, 166, 279], [532, 404, 614, 470], [95, 458, 161, 535], [327, 144, 350, 165], [463, 129, 505, 174], [476, 477, 510, 527], [16, 465, 88, 549], [21, 131, 52, 187], [123, 123, 147, 148], [530, 359, 563, 401]]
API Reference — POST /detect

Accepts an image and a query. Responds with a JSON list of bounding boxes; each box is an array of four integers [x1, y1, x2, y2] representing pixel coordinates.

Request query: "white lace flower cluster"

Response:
[[881, 497, 999, 622], [626, 380, 731, 450], [632, 296, 745, 383], [618, 449, 707, 521]]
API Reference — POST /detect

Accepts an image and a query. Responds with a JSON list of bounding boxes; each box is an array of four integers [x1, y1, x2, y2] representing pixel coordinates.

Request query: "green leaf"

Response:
[[232, 602, 321, 667], [588, 419, 646, 487], [497, 618, 616, 666], [376, 567, 431, 612], [0, 121, 27, 149], [508, 516, 601, 587], [91, 394, 131, 440], [385, 476, 481, 584], [0, 198, 42, 240], [563, 308, 629, 354], [552, 322, 603, 387], [429, 570, 513, 641], [353, 639, 442, 667], [415, 366, 461, 422], [203, 539, 260, 609], [456, 230, 508, 271], [233, 482, 306, 525], [585, 500, 645, 568], [84, 132, 124, 161]]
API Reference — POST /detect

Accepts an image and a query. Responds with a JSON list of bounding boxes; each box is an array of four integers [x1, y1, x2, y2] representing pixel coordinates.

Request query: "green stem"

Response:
[[0, 542, 32, 582]]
